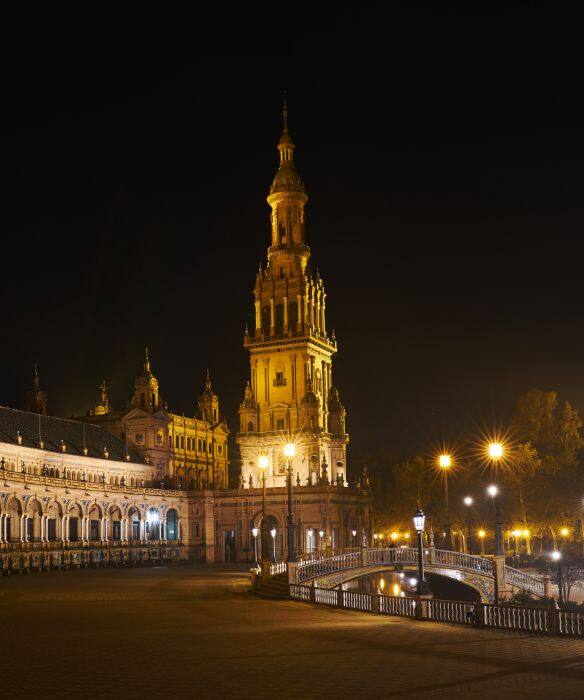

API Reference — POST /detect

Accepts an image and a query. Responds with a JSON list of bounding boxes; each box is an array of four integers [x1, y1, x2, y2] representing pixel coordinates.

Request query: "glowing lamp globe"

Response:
[[270, 527, 277, 539], [252, 527, 259, 538], [487, 485, 499, 498], [464, 497, 473, 506], [413, 507, 425, 533], [258, 455, 269, 470], [438, 454, 451, 469], [551, 550, 562, 562], [284, 443, 295, 458], [488, 443, 504, 459]]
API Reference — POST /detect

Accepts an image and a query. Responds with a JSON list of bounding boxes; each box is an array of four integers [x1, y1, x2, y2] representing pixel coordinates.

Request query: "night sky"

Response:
[[4, 44, 584, 469]]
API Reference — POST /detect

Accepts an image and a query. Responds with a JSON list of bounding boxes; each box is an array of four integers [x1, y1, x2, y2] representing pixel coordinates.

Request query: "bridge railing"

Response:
[[434, 550, 493, 574], [298, 551, 362, 581], [289, 584, 584, 638], [504, 566, 545, 597], [269, 561, 288, 576]]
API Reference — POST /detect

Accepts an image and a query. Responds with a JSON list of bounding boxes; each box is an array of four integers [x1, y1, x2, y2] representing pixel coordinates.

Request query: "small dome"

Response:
[[270, 163, 305, 194]]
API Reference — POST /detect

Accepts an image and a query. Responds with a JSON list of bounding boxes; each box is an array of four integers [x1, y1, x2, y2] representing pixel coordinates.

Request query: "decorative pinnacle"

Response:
[[33, 363, 40, 388], [144, 347, 150, 372], [206, 368, 212, 391]]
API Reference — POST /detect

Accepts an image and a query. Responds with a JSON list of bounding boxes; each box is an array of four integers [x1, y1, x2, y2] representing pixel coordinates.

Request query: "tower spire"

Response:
[[282, 92, 288, 134], [144, 346, 150, 372], [206, 368, 212, 391], [33, 363, 40, 388]]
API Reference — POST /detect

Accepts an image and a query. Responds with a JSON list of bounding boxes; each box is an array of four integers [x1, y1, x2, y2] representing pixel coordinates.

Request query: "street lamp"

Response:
[[284, 442, 296, 562], [487, 484, 504, 556], [551, 550, 564, 607], [270, 526, 277, 562], [307, 527, 314, 553], [319, 529, 325, 552], [463, 497, 473, 554], [252, 526, 259, 565], [258, 455, 269, 560], [352, 529, 357, 548], [413, 507, 431, 595], [478, 529, 486, 555], [438, 454, 452, 550]]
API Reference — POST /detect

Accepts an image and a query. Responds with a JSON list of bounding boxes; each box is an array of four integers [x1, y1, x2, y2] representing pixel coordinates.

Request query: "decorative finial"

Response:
[[206, 368, 212, 391], [144, 347, 150, 372], [283, 92, 288, 133], [33, 363, 40, 388]]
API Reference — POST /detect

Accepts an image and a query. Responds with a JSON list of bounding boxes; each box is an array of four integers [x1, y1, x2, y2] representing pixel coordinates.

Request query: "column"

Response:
[[315, 292, 320, 332], [21, 514, 26, 542], [269, 298, 275, 335], [0, 514, 4, 544], [40, 515, 45, 543], [62, 516, 68, 543], [283, 296, 288, 331], [254, 300, 261, 335], [140, 519, 145, 541], [177, 518, 181, 541], [3, 514, 7, 542], [162, 519, 167, 541], [296, 293, 302, 332], [321, 293, 326, 334]]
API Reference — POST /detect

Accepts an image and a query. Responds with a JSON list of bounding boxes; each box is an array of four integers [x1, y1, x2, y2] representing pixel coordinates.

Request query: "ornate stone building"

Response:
[[81, 351, 229, 490], [238, 105, 349, 490], [0, 407, 189, 571]]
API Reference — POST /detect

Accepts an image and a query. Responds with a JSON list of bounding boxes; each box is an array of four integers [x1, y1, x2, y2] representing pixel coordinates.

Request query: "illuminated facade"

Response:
[[83, 352, 229, 490], [238, 104, 349, 490]]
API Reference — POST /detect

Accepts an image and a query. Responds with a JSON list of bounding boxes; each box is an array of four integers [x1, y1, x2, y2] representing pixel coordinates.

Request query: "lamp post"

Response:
[[551, 550, 564, 607], [478, 529, 486, 555], [319, 529, 324, 552], [487, 484, 504, 556], [252, 526, 259, 566], [413, 507, 431, 595], [284, 442, 296, 562], [307, 527, 313, 554], [270, 526, 277, 562], [464, 497, 473, 554], [352, 529, 357, 549], [258, 455, 268, 559], [438, 455, 452, 550]]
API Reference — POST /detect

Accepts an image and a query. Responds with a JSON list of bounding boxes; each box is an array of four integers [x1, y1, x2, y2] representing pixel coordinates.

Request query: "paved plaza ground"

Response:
[[1, 565, 584, 699]]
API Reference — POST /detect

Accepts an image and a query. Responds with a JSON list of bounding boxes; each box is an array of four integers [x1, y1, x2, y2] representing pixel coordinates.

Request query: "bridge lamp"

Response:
[[478, 529, 486, 555], [392, 583, 400, 596], [409, 577, 418, 587], [560, 527, 570, 538], [412, 507, 431, 596], [258, 455, 269, 470], [463, 497, 474, 554], [351, 529, 357, 548], [551, 550, 565, 606], [486, 485, 504, 556], [438, 455, 452, 550], [487, 485, 498, 498], [318, 529, 325, 552], [390, 532, 399, 541], [379, 577, 385, 591]]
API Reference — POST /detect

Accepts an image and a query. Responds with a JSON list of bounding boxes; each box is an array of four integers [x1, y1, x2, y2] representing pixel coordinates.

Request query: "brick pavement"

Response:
[[0, 566, 583, 699]]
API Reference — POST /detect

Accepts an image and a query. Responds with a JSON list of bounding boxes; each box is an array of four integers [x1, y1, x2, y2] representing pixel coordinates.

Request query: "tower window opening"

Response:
[[279, 223, 286, 244], [247, 421, 254, 433], [276, 418, 285, 431]]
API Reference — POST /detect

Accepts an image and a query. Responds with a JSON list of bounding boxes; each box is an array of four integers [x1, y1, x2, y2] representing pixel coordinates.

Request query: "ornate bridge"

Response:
[[288, 547, 547, 603]]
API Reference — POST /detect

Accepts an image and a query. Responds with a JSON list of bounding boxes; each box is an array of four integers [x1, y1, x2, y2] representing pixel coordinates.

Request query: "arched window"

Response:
[[289, 301, 298, 329], [166, 509, 178, 541], [247, 421, 254, 433], [202, 439, 207, 453], [262, 306, 271, 334], [198, 439, 203, 452], [175, 435, 180, 449], [275, 304, 284, 334], [180, 435, 185, 449]]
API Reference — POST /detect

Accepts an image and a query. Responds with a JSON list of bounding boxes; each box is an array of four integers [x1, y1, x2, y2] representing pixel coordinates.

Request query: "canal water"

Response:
[[346, 569, 480, 602]]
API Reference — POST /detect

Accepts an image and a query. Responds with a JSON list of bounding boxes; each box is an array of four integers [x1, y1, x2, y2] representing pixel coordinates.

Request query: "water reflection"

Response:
[[346, 569, 480, 602]]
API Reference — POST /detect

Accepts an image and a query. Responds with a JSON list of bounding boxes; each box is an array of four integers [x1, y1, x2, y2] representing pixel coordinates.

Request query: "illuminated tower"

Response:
[[237, 104, 349, 488]]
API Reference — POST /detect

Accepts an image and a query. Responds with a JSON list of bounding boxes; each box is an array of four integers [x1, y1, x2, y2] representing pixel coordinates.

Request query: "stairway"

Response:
[[253, 572, 290, 599]]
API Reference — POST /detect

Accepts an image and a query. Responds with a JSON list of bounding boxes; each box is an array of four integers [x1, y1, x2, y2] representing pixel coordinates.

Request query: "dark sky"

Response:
[[4, 38, 584, 468]]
